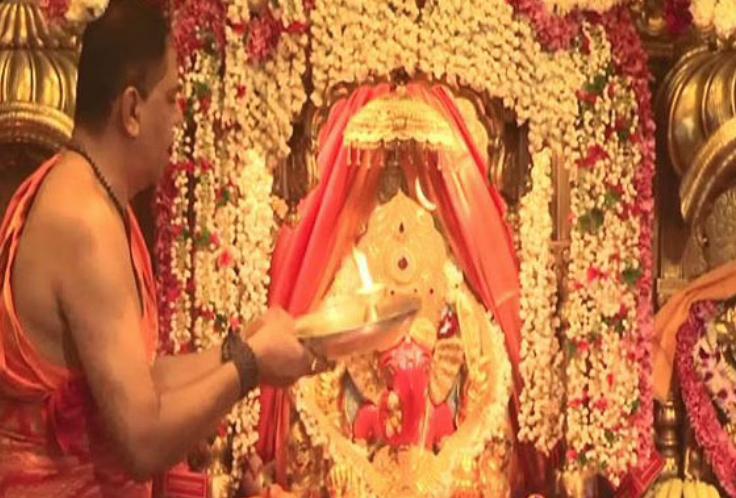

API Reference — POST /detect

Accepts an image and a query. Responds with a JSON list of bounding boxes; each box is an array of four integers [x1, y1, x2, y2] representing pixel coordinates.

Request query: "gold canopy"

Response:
[[343, 88, 458, 152]]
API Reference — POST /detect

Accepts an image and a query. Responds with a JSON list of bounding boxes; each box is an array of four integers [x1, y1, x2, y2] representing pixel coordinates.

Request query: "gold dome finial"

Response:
[[0, 0, 78, 149]]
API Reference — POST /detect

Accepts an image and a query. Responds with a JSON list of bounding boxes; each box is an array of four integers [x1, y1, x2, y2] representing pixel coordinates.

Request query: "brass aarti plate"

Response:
[[295, 294, 421, 359]]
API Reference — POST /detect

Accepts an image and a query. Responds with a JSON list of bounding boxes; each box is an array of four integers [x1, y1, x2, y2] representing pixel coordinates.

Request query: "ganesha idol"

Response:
[[287, 190, 514, 498]]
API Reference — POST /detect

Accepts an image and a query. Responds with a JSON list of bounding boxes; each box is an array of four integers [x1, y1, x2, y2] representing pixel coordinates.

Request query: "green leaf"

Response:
[[215, 313, 228, 332], [566, 340, 579, 359], [577, 452, 589, 466], [586, 74, 608, 95], [630, 398, 641, 415], [604, 190, 621, 209], [616, 320, 626, 336], [194, 82, 212, 100], [216, 188, 231, 208], [605, 430, 616, 444], [195, 229, 212, 249], [617, 127, 631, 142], [578, 208, 605, 234], [622, 267, 642, 288]]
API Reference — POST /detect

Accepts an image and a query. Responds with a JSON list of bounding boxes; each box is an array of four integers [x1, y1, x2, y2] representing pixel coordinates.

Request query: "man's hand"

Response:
[[246, 307, 326, 387]]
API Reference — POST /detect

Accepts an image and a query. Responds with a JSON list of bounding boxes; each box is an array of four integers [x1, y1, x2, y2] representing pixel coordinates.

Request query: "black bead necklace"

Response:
[[66, 140, 129, 228]]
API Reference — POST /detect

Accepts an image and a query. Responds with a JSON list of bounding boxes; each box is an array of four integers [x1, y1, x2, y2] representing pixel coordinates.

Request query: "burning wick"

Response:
[[352, 247, 383, 322], [352, 247, 375, 292]]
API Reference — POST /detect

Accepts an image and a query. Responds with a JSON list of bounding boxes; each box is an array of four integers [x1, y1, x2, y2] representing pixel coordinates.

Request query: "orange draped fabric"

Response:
[[259, 83, 550, 492], [0, 155, 158, 498], [652, 260, 736, 401]]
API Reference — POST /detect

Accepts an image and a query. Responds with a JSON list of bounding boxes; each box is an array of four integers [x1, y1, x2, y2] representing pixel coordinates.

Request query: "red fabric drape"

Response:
[[259, 83, 550, 492], [258, 85, 390, 481]]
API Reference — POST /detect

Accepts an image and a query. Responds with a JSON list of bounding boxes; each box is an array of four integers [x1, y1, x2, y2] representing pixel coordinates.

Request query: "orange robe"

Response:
[[0, 155, 159, 498]]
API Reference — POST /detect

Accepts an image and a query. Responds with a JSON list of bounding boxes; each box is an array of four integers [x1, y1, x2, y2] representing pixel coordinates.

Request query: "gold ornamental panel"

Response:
[[0, 0, 78, 149]]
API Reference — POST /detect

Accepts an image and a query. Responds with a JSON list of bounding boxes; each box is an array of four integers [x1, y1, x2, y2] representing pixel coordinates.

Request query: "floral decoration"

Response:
[[157, 0, 657, 493], [665, 0, 736, 41], [677, 302, 736, 497], [518, 148, 565, 454], [40, 0, 109, 24]]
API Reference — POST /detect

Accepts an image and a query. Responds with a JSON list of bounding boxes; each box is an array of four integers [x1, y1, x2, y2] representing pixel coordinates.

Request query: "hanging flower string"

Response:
[[602, 6, 657, 474], [518, 148, 565, 454]]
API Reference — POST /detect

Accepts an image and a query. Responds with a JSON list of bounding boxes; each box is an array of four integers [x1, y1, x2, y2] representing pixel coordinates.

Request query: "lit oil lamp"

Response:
[[351, 247, 385, 323], [294, 248, 421, 360]]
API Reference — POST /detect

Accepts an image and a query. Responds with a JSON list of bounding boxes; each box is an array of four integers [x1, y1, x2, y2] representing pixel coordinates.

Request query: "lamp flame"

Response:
[[352, 247, 375, 292]]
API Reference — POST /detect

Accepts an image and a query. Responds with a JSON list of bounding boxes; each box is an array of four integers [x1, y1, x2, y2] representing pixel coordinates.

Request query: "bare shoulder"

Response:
[[11, 154, 130, 368], [26, 154, 126, 260]]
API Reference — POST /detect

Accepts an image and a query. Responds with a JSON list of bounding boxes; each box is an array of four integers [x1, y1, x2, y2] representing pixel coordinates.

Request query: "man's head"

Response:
[[74, 0, 181, 185]]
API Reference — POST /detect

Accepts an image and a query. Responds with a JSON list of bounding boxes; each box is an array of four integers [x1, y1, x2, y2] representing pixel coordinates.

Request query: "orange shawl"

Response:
[[653, 260, 736, 401], [0, 155, 158, 498]]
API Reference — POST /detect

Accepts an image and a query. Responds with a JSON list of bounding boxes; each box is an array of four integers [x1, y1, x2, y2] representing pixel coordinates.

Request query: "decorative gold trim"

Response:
[[680, 116, 736, 225], [0, 102, 73, 148]]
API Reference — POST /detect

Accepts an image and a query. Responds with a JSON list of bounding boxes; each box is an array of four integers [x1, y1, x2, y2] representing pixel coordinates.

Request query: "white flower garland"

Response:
[[538, 0, 628, 15], [168, 3, 279, 491], [168, 88, 193, 353], [517, 147, 565, 454], [690, 0, 736, 41], [223, 0, 309, 163], [311, 0, 582, 155], [563, 24, 643, 484]]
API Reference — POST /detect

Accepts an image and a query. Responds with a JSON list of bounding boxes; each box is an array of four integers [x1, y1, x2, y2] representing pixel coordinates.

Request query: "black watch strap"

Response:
[[222, 329, 259, 398]]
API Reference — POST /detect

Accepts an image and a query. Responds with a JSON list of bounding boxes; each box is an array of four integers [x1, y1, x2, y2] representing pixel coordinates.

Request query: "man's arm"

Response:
[[152, 319, 264, 390], [152, 349, 221, 391], [56, 212, 244, 479], [55, 211, 312, 481]]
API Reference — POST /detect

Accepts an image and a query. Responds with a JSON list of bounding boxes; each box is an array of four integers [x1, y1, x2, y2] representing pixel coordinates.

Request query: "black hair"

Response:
[[74, 0, 171, 130]]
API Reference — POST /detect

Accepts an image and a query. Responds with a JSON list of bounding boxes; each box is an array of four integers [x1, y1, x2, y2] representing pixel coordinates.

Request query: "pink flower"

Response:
[[577, 144, 610, 169], [210, 232, 221, 249], [665, 0, 693, 36], [595, 399, 608, 412], [507, 0, 582, 52], [677, 303, 736, 496], [172, 0, 227, 66], [587, 267, 607, 283], [39, 0, 70, 24], [247, 9, 282, 64], [230, 316, 241, 332], [218, 249, 234, 269]]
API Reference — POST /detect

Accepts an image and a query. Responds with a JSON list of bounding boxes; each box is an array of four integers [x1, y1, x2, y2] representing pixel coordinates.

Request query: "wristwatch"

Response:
[[222, 328, 260, 397]]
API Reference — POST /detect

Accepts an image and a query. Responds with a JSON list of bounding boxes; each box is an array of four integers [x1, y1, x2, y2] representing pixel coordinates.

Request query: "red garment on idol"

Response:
[[0, 156, 158, 498]]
